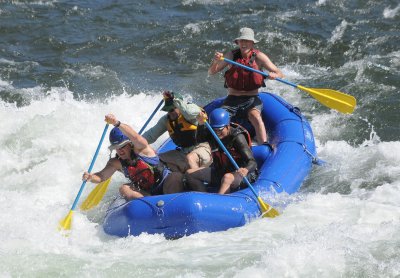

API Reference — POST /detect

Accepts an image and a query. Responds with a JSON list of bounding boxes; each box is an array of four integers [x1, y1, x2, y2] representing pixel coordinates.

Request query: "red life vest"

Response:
[[212, 123, 252, 173], [120, 155, 159, 191], [224, 48, 266, 91]]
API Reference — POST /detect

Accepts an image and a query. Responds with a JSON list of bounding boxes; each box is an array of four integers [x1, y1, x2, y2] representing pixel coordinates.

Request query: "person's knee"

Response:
[[186, 152, 199, 166], [119, 184, 129, 195], [119, 184, 141, 200], [222, 173, 234, 183]]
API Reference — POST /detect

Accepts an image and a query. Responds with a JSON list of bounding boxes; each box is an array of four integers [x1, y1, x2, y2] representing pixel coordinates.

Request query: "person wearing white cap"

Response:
[[208, 27, 283, 145]]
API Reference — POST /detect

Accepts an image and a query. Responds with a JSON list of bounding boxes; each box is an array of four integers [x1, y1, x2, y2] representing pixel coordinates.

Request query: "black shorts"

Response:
[[221, 95, 263, 120]]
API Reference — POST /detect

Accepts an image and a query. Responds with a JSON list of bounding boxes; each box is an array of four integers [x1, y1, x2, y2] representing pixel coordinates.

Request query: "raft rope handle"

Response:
[[132, 192, 200, 213], [135, 190, 260, 215], [301, 143, 319, 164], [268, 93, 323, 165]]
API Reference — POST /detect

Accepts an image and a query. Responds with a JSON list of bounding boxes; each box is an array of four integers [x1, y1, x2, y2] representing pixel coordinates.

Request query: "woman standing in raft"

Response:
[[82, 114, 183, 200], [208, 27, 284, 144]]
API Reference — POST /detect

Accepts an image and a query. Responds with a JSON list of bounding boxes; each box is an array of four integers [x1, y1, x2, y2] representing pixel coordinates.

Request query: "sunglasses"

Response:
[[116, 142, 130, 151], [213, 126, 225, 132]]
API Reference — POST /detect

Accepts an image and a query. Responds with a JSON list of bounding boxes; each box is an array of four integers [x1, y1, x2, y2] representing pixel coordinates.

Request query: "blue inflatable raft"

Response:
[[103, 92, 317, 239]]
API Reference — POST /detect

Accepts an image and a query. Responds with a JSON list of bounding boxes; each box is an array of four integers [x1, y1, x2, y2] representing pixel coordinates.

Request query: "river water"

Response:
[[1, 0, 399, 277]]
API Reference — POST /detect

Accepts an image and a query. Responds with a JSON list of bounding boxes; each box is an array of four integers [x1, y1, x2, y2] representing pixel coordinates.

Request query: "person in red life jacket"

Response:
[[208, 27, 283, 145], [142, 91, 212, 176], [82, 114, 183, 200], [186, 108, 258, 194]]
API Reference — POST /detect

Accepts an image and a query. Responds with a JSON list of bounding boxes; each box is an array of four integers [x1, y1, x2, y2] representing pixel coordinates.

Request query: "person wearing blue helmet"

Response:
[[185, 108, 258, 194], [82, 114, 183, 200]]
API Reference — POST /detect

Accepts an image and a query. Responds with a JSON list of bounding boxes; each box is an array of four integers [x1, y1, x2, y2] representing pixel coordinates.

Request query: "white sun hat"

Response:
[[234, 27, 259, 44]]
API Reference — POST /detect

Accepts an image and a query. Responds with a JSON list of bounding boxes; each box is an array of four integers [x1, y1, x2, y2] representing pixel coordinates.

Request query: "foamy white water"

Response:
[[1, 84, 399, 277]]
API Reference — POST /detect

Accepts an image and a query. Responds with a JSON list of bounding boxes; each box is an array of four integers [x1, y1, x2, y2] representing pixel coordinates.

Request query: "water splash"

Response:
[[383, 4, 400, 18]]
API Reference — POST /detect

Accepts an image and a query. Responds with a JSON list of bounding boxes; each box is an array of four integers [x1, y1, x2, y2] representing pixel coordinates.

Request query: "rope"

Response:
[[267, 93, 322, 165]]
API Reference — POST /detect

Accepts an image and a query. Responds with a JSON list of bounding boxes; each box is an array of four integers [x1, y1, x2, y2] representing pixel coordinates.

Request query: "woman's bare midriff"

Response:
[[227, 88, 259, 96]]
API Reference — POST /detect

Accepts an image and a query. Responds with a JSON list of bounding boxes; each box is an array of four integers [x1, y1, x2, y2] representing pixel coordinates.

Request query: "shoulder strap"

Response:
[[230, 122, 252, 146], [248, 50, 257, 65]]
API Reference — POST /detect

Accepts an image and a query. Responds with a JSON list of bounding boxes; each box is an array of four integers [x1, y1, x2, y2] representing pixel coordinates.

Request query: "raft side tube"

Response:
[[104, 192, 261, 238], [103, 92, 316, 238]]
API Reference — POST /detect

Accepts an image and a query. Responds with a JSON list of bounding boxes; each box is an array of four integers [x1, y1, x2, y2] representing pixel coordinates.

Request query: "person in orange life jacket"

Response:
[[208, 27, 283, 145], [186, 108, 258, 194], [82, 114, 183, 200], [142, 91, 212, 177]]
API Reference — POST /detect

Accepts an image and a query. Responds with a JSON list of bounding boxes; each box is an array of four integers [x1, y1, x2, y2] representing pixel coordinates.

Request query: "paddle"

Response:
[[79, 177, 111, 211], [80, 99, 165, 211], [221, 57, 356, 114], [58, 123, 110, 231], [204, 121, 279, 218]]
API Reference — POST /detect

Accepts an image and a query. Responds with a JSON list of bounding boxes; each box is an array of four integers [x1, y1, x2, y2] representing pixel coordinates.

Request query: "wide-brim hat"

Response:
[[234, 27, 259, 44], [161, 98, 175, 112], [108, 139, 131, 151]]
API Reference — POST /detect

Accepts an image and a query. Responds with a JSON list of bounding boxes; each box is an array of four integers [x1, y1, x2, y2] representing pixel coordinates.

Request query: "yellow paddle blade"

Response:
[[58, 210, 74, 231], [80, 178, 111, 211], [298, 85, 356, 114], [258, 197, 279, 218]]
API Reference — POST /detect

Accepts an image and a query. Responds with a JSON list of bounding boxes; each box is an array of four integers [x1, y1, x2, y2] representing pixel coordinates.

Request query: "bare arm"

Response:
[[83, 158, 120, 183], [105, 114, 157, 157], [208, 51, 233, 75], [256, 52, 283, 80]]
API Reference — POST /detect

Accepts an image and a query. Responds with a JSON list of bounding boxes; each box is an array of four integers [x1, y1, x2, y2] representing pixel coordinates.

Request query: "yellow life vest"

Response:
[[167, 114, 198, 148]]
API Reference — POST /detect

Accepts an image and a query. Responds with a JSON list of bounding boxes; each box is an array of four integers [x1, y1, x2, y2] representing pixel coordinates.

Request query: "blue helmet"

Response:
[[209, 108, 230, 128], [109, 127, 130, 150]]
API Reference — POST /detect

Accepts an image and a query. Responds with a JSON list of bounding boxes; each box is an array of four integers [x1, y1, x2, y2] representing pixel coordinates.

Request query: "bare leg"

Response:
[[186, 142, 212, 171], [186, 152, 200, 170], [218, 172, 243, 194], [248, 109, 267, 144], [185, 167, 211, 192], [218, 173, 235, 194], [163, 172, 184, 194], [119, 184, 146, 200]]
